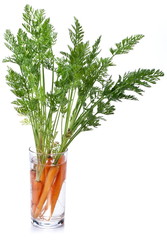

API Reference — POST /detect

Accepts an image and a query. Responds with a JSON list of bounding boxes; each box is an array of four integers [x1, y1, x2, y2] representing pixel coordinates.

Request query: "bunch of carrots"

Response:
[[30, 155, 66, 220]]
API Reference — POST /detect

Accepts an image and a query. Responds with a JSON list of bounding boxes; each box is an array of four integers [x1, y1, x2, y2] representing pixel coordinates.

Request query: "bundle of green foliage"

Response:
[[3, 5, 164, 163]]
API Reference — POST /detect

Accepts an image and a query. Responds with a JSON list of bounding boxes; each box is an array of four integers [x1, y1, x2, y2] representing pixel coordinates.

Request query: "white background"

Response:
[[0, 0, 167, 239]]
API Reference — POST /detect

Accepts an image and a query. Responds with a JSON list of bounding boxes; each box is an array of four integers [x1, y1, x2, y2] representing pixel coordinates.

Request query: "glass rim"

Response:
[[29, 147, 68, 156]]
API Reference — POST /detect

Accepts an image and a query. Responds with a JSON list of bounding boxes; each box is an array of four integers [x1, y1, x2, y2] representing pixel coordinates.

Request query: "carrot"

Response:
[[41, 183, 53, 216], [31, 157, 53, 217], [30, 170, 43, 216], [50, 161, 67, 217], [34, 155, 66, 219], [39, 157, 52, 183], [39, 168, 45, 183], [33, 165, 60, 218], [30, 170, 36, 184], [32, 180, 43, 205], [44, 157, 52, 178]]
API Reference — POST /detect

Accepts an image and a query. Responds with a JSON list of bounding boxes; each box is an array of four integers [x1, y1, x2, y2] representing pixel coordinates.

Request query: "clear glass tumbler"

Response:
[[29, 147, 67, 228]]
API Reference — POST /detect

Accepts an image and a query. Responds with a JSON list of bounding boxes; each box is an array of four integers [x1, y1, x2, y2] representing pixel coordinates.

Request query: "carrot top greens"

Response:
[[3, 5, 164, 163]]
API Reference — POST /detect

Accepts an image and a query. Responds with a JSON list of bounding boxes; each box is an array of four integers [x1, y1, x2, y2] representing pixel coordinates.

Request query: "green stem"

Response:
[[63, 89, 73, 135], [61, 114, 64, 143], [51, 64, 54, 93]]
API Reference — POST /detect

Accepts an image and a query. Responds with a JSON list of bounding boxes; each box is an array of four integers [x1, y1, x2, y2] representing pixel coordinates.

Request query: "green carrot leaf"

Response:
[[110, 34, 144, 56]]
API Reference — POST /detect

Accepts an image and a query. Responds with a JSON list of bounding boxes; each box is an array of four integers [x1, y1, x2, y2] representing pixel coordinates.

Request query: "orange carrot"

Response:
[[50, 161, 67, 217], [44, 157, 52, 178], [34, 155, 66, 218], [30, 170, 36, 184], [31, 158, 52, 217], [30, 170, 43, 216], [43, 155, 65, 214], [39, 168, 45, 183], [39, 157, 52, 183], [32, 180, 43, 205], [33, 165, 60, 218]]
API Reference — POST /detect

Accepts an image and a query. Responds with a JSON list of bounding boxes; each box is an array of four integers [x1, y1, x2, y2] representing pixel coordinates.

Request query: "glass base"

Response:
[[31, 216, 64, 229]]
